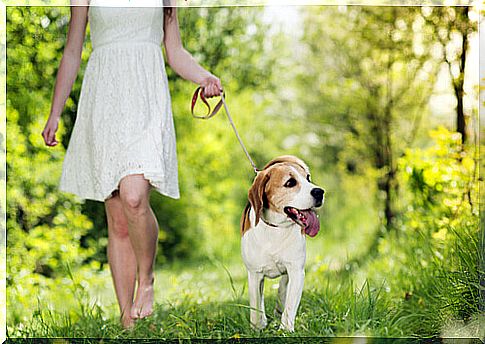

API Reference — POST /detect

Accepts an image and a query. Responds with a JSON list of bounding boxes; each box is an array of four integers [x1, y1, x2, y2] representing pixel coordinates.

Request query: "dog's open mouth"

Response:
[[284, 206, 320, 237]]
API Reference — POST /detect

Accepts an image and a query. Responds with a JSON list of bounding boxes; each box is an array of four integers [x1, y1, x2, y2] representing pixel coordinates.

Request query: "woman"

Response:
[[42, 0, 222, 329]]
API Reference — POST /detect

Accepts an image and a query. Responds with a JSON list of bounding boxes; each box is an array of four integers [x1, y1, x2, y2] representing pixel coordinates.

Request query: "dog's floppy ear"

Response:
[[240, 202, 251, 236], [248, 169, 270, 227]]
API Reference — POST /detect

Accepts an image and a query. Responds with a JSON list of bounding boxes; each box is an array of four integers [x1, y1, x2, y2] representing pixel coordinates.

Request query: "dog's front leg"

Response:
[[280, 268, 304, 332], [248, 271, 267, 330]]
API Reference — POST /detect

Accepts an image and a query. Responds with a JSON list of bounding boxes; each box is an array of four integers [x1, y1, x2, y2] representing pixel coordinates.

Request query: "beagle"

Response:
[[240, 155, 325, 332]]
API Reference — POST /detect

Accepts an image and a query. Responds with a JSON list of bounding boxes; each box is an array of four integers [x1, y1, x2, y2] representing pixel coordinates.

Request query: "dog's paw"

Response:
[[279, 315, 295, 332], [262, 315, 267, 329], [250, 323, 267, 332], [278, 323, 295, 333], [250, 317, 268, 331]]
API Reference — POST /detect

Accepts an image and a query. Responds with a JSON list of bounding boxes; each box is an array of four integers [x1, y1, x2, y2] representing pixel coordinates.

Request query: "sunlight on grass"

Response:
[[8, 256, 404, 338]]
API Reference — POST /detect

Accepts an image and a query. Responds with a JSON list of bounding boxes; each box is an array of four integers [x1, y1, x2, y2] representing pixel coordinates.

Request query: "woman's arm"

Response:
[[163, 1, 222, 97], [42, 1, 88, 146]]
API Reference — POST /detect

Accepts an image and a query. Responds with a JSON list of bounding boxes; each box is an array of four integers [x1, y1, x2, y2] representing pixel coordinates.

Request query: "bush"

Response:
[[364, 127, 481, 336]]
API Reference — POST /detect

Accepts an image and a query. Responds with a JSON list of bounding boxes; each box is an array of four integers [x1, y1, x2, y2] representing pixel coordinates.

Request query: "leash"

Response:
[[191, 86, 259, 174]]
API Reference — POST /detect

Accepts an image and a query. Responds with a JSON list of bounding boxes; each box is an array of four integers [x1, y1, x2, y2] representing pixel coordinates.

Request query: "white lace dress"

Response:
[[59, 0, 180, 202]]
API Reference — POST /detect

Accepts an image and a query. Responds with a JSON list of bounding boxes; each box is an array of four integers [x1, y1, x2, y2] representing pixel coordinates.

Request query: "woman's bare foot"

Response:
[[131, 277, 154, 319], [121, 313, 136, 329]]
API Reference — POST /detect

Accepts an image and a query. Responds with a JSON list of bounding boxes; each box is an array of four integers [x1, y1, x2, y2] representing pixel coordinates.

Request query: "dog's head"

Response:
[[247, 155, 324, 237]]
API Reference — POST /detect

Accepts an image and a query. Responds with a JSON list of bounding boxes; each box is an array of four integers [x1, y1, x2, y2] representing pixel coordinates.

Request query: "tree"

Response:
[[422, 7, 477, 144], [299, 6, 444, 237]]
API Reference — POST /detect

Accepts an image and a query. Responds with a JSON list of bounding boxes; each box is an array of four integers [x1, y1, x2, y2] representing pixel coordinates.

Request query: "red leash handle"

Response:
[[191, 86, 225, 119]]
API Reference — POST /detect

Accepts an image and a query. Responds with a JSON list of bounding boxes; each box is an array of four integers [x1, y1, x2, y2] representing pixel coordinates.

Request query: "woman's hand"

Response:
[[200, 74, 223, 98], [42, 115, 60, 146]]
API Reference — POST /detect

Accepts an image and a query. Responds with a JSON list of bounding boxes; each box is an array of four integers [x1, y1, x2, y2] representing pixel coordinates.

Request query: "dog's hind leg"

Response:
[[274, 273, 288, 318], [248, 271, 267, 330]]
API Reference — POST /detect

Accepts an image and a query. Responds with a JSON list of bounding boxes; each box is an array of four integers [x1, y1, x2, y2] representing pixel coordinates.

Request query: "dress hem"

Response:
[[103, 169, 180, 202], [59, 169, 180, 203]]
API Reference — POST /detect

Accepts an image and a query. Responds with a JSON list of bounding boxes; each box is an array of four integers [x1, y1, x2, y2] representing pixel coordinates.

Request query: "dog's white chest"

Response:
[[241, 212, 306, 278], [263, 260, 292, 278]]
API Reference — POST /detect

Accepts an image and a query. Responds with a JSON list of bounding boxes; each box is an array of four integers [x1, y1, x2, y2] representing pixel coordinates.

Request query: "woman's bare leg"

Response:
[[105, 191, 137, 328], [118, 174, 159, 319]]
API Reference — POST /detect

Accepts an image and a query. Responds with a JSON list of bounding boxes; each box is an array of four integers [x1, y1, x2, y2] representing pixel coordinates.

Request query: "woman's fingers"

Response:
[[42, 124, 59, 146], [205, 84, 216, 97], [202, 84, 213, 97], [201, 76, 223, 98], [207, 83, 222, 97], [45, 131, 55, 146], [42, 128, 50, 145], [215, 78, 223, 92]]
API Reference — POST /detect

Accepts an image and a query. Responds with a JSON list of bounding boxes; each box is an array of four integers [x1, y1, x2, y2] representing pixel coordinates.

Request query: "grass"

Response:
[[7, 216, 483, 340], [7, 256, 425, 340]]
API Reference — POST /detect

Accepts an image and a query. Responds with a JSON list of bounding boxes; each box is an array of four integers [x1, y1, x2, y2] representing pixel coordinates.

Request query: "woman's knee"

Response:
[[119, 177, 150, 214], [105, 196, 130, 238], [110, 217, 130, 239], [120, 192, 146, 213]]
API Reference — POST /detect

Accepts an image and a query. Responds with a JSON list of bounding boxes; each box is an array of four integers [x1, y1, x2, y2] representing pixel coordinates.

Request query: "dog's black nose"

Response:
[[311, 188, 324, 202]]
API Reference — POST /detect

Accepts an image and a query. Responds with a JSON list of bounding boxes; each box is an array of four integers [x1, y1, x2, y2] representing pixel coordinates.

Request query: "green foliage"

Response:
[[173, 7, 275, 93], [7, 7, 84, 147], [396, 127, 480, 335], [364, 127, 481, 336], [6, 104, 103, 325], [298, 6, 458, 232], [299, 6, 442, 170], [6, 7, 102, 325]]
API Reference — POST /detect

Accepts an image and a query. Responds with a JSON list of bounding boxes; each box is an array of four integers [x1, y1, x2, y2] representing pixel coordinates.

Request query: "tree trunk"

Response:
[[383, 170, 395, 229], [456, 86, 466, 144], [453, 7, 469, 144]]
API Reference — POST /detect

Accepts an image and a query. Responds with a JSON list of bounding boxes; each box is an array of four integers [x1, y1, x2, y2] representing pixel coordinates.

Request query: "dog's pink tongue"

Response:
[[302, 210, 320, 237]]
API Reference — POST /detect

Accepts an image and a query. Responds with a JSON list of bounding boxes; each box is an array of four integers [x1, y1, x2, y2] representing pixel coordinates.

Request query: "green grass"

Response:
[[7, 219, 483, 340], [6, 257, 417, 339]]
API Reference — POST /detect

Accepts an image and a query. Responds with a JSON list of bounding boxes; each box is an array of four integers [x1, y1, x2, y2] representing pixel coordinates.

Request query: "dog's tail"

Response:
[[240, 202, 252, 237]]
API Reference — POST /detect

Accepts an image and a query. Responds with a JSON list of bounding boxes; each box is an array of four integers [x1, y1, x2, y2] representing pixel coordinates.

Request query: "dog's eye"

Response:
[[284, 178, 297, 188], [307, 174, 312, 182]]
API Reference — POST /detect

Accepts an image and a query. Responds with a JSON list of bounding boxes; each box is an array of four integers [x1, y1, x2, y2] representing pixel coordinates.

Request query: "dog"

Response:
[[240, 155, 325, 332]]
